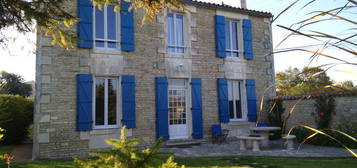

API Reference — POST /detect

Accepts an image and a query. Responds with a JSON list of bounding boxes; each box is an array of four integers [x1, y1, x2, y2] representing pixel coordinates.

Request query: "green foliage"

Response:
[[0, 71, 32, 97], [268, 98, 285, 139], [312, 97, 335, 129], [0, 95, 33, 144], [75, 126, 183, 168], [1, 0, 182, 48], [276, 67, 333, 96], [292, 126, 357, 149]]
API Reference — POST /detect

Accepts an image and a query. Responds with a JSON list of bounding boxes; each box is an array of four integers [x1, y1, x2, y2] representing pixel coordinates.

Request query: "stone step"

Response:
[[165, 140, 202, 148]]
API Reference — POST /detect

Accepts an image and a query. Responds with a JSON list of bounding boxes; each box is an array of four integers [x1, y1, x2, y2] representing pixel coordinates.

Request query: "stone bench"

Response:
[[236, 136, 264, 152], [282, 134, 296, 150]]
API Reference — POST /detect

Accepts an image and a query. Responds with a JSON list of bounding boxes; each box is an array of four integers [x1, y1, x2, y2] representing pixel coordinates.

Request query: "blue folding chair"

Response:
[[211, 125, 229, 144]]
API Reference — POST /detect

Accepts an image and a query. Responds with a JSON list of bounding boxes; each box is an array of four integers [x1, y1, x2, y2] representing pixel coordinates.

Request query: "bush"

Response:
[[75, 127, 183, 168], [268, 98, 285, 140], [292, 124, 357, 149], [0, 94, 33, 144]]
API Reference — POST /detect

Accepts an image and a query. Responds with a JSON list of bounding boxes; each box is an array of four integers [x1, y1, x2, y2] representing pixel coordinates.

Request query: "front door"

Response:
[[168, 79, 189, 139]]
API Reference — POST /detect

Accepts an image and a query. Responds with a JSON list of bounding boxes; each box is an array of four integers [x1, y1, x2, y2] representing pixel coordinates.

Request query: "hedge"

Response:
[[0, 94, 33, 144]]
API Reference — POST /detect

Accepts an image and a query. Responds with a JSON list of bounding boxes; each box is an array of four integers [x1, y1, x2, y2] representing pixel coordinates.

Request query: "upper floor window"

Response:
[[94, 77, 119, 129], [94, 5, 119, 49], [225, 20, 241, 57], [228, 80, 245, 121], [167, 13, 185, 54]]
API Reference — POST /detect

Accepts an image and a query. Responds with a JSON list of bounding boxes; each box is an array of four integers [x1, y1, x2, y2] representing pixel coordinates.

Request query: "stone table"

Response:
[[250, 126, 281, 148]]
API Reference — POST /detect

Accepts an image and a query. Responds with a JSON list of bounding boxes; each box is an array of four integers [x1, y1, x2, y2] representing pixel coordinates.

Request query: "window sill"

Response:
[[92, 48, 122, 55], [90, 127, 121, 135], [226, 120, 251, 126], [225, 57, 245, 63]]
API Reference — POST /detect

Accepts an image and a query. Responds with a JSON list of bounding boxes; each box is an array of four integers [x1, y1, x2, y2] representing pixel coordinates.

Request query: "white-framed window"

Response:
[[168, 79, 188, 125], [93, 77, 120, 129], [94, 5, 119, 49], [228, 80, 245, 121], [167, 13, 185, 54], [225, 20, 242, 58]]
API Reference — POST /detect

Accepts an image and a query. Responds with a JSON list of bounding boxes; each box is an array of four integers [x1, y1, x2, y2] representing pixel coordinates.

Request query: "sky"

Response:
[[0, 0, 356, 83]]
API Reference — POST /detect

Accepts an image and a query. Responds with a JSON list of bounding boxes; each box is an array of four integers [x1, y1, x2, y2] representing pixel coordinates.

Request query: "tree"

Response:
[[338, 80, 356, 90], [0, 71, 32, 97], [276, 67, 333, 96], [0, 0, 182, 49]]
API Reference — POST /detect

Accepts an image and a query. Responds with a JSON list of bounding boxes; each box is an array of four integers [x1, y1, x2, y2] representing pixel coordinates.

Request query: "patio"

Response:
[[161, 139, 357, 158]]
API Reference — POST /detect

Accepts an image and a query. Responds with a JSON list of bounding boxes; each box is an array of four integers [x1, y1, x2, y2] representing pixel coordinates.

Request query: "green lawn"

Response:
[[2, 156, 356, 168]]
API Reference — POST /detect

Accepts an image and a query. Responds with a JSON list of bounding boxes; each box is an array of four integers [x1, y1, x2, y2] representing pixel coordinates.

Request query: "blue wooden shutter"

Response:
[[122, 75, 136, 128], [217, 78, 229, 123], [215, 15, 226, 58], [77, 0, 93, 48], [191, 78, 203, 139], [243, 19, 253, 60], [121, 0, 135, 51], [76, 74, 93, 131], [155, 77, 169, 140], [246, 79, 257, 122]]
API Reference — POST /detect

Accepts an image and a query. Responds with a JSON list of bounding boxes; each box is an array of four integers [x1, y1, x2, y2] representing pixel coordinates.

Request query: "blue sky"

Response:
[[0, 0, 355, 83]]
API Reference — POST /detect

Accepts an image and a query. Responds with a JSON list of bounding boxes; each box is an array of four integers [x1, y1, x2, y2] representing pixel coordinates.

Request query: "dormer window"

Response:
[[167, 13, 185, 54]]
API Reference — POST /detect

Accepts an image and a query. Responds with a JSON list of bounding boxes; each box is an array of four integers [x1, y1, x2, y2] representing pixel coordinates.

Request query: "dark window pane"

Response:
[[107, 5, 117, 40], [108, 79, 117, 125], [95, 78, 105, 125], [95, 7, 105, 39], [229, 100, 234, 119], [236, 100, 242, 118]]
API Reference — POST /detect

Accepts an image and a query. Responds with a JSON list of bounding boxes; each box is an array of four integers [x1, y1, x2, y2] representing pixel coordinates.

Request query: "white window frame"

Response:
[[93, 77, 121, 129], [167, 13, 185, 55], [225, 20, 244, 58], [228, 80, 247, 121], [93, 5, 120, 50]]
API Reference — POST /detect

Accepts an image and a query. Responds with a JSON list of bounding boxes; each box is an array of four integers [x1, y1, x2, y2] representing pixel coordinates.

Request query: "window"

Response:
[[94, 5, 119, 49], [167, 13, 185, 54], [94, 77, 119, 128], [225, 20, 241, 57], [228, 80, 244, 121], [168, 79, 187, 125]]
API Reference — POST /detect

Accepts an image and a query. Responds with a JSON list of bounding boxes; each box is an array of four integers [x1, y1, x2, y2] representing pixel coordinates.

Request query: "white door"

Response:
[[168, 79, 189, 139]]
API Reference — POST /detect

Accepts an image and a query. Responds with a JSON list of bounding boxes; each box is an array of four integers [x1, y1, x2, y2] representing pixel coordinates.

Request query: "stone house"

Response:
[[33, 0, 275, 159]]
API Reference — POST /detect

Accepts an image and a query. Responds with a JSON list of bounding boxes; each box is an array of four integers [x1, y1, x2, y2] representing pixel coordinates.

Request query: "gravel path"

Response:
[[161, 140, 357, 158]]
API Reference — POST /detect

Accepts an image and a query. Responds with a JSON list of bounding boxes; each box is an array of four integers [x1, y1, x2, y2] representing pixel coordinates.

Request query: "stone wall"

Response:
[[269, 92, 357, 130], [34, 1, 274, 159]]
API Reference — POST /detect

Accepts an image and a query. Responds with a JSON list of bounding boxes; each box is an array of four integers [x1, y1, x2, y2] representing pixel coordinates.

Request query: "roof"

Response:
[[182, 0, 273, 18]]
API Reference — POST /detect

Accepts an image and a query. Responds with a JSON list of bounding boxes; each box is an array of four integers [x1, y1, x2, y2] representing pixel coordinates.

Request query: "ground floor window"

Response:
[[94, 77, 119, 129], [228, 80, 245, 121]]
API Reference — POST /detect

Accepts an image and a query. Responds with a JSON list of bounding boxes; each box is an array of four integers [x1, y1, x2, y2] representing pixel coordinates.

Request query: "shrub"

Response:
[[75, 126, 183, 168], [292, 124, 357, 149], [268, 98, 285, 139], [0, 94, 33, 144]]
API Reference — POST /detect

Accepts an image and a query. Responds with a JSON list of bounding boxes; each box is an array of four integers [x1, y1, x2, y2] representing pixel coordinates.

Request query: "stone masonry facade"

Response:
[[34, 1, 274, 159]]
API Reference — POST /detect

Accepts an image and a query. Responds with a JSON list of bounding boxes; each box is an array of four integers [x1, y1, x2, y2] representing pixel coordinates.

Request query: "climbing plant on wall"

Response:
[[312, 97, 335, 129]]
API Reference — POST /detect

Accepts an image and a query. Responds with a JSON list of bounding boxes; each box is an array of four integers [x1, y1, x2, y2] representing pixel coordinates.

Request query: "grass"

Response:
[[1, 156, 355, 168]]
